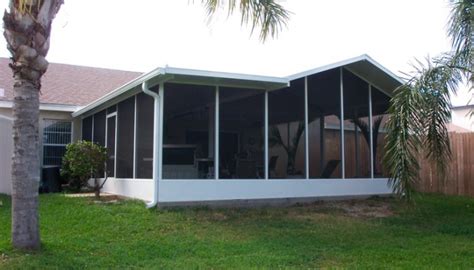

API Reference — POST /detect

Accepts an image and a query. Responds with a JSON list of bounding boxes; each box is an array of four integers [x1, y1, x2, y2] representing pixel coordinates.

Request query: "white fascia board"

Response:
[[0, 100, 14, 109], [72, 66, 289, 118], [287, 55, 369, 80], [163, 67, 288, 85], [287, 54, 405, 85], [0, 114, 13, 121], [361, 54, 405, 85], [72, 68, 164, 118], [40, 103, 81, 112], [452, 104, 474, 110], [0, 100, 79, 112]]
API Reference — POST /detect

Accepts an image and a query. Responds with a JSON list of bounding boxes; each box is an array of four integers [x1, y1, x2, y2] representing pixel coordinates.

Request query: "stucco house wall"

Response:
[[0, 114, 13, 194], [0, 107, 81, 195], [451, 105, 474, 132]]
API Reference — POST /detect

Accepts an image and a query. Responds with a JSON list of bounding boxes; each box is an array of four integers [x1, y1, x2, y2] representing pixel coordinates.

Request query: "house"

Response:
[[1, 55, 402, 206], [449, 104, 474, 132], [72, 54, 402, 207], [0, 57, 141, 194]]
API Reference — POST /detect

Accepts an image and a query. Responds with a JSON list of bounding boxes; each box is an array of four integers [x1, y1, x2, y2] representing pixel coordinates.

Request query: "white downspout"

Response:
[[142, 81, 160, 208]]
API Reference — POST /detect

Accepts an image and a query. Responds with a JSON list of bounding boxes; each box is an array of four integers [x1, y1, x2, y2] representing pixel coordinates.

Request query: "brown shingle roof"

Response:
[[0, 57, 142, 106]]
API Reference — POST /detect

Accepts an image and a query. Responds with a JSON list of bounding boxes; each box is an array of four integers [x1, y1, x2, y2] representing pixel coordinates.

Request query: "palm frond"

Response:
[[383, 53, 467, 200], [201, 0, 290, 41], [415, 58, 455, 177], [383, 84, 425, 199], [447, 0, 473, 59]]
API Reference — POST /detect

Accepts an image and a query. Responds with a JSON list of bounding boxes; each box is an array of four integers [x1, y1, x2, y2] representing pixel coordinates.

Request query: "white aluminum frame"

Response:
[[91, 67, 396, 204], [133, 95, 138, 178], [264, 90, 269, 180], [214, 86, 219, 180], [368, 84, 374, 178], [158, 84, 164, 181], [106, 108, 118, 177], [339, 67, 345, 179], [95, 67, 382, 183], [91, 115, 95, 142], [73, 56, 403, 205], [304, 77, 309, 179]]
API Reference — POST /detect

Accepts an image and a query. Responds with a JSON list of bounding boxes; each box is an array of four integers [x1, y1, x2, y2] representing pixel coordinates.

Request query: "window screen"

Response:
[[136, 93, 154, 178], [307, 68, 342, 178], [107, 105, 117, 114], [219, 87, 264, 179], [106, 116, 116, 177], [43, 120, 72, 166], [93, 110, 106, 146], [163, 83, 214, 179], [116, 97, 135, 178], [372, 87, 391, 178], [343, 70, 370, 178], [82, 116, 93, 141], [268, 78, 306, 179]]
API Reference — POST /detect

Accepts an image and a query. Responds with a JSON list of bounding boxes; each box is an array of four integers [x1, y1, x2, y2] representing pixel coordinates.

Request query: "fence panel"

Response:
[[417, 132, 474, 197]]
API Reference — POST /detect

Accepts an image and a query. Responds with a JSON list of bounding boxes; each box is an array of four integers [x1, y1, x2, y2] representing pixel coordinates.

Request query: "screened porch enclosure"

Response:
[[81, 67, 392, 182]]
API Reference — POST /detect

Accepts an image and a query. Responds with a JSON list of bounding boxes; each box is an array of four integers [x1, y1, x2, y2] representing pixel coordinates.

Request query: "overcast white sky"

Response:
[[0, 0, 471, 105]]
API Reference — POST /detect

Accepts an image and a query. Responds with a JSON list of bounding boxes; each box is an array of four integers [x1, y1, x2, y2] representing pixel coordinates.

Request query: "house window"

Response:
[[43, 120, 72, 166]]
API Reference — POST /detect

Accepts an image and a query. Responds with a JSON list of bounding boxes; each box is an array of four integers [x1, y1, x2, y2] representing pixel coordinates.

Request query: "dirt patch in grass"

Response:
[[64, 193, 124, 204], [1, 253, 9, 263], [305, 198, 394, 218], [206, 212, 230, 221]]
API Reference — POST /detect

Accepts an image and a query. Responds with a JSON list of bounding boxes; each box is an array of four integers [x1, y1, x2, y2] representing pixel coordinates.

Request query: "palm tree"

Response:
[[3, 0, 288, 250], [383, 0, 472, 199], [269, 122, 305, 175], [3, 0, 64, 250], [351, 116, 384, 175]]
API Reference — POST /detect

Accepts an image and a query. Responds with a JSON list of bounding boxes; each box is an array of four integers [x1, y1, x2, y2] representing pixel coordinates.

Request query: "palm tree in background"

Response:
[[383, 0, 472, 199], [3, 0, 289, 250]]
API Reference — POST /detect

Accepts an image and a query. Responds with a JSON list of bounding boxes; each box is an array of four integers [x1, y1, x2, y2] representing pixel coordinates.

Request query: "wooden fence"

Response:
[[416, 132, 474, 197]]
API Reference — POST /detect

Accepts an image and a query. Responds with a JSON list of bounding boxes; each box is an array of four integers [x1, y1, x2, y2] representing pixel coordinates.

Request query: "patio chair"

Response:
[[320, 159, 340, 178]]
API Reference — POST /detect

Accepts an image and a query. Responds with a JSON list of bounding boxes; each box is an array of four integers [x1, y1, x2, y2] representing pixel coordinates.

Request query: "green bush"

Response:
[[61, 141, 107, 192]]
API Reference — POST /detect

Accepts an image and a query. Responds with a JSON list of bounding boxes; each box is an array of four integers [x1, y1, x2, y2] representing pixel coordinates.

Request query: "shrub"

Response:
[[61, 141, 107, 196]]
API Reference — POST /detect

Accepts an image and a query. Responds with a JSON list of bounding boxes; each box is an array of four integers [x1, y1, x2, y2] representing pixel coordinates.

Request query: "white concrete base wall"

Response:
[[98, 178, 392, 204], [99, 178, 154, 201], [159, 179, 392, 202]]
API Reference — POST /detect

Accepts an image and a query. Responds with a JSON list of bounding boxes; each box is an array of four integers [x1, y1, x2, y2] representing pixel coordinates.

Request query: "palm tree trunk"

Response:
[[11, 76, 41, 249], [3, 0, 63, 250]]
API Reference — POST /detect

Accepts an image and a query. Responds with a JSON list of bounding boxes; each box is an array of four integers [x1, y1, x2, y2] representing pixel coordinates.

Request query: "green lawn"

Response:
[[0, 193, 473, 269]]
